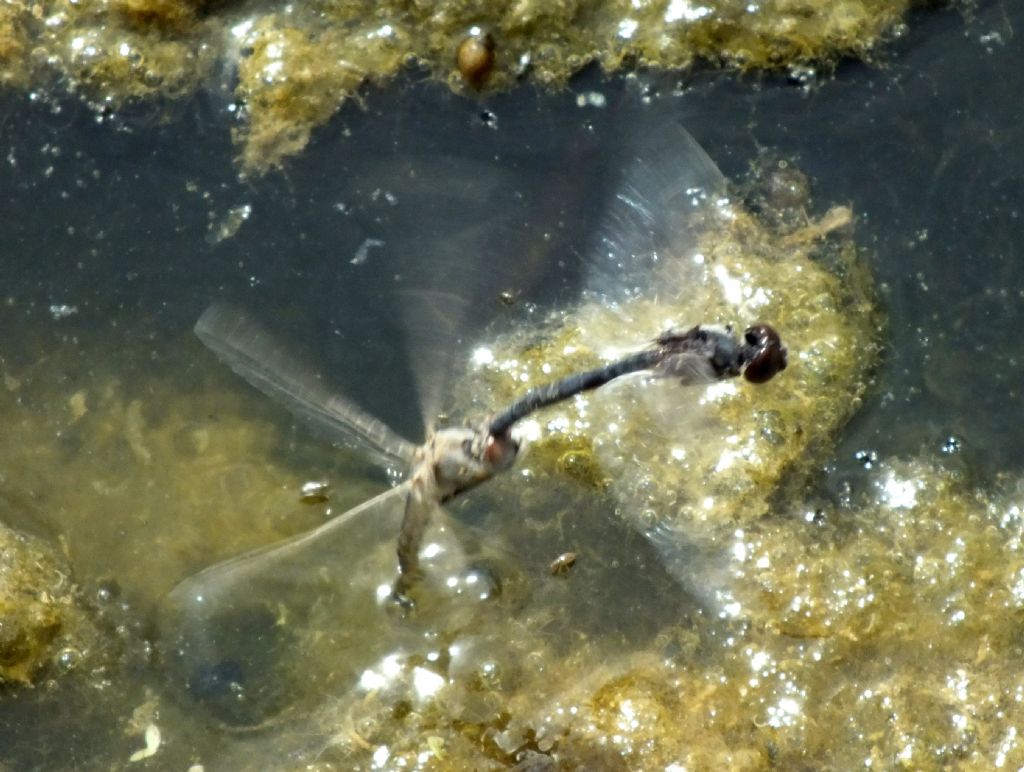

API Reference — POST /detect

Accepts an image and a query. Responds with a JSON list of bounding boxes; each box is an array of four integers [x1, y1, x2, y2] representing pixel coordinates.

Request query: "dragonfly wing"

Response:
[[160, 483, 411, 726], [166, 482, 410, 604], [195, 303, 418, 471], [347, 138, 623, 430], [378, 159, 554, 430], [585, 122, 727, 302], [386, 123, 729, 429], [394, 472, 435, 583]]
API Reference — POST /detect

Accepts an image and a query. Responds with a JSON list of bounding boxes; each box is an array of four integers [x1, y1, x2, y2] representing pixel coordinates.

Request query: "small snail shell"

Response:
[[457, 32, 496, 88]]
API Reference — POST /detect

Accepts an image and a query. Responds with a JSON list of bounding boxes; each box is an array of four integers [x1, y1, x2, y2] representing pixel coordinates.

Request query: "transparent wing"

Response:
[[578, 123, 783, 612], [337, 130, 644, 430], [195, 303, 418, 471], [160, 484, 410, 727], [643, 520, 742, 617], [360, 156, 564, 431], [586, 122, 727, 301], [159, 479, 481, 727]]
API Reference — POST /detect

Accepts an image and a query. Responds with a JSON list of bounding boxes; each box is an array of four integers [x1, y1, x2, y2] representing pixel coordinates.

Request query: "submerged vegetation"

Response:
[[0, 522, 97, 685]]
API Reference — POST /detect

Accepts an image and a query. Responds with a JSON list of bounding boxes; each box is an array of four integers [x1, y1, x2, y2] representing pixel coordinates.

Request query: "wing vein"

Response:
[[195, 303, 418, 470]]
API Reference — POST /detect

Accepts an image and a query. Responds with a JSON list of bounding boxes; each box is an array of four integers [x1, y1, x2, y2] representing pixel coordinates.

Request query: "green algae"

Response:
[[0, 1, 32, 89], [0, 520, 98, 685], [24, 0, 217, 103], [463, 196, 878, 546], [232, 18, 405, 171], [0, 321, 382, 608], [523, 459, 1024, 770], [3, 0, 916, 170]]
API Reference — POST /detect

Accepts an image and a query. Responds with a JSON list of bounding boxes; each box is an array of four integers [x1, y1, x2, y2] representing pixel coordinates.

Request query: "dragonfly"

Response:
[[162, 308, 783, 727], [192, 304, 785, 604], [160, 118, 785, 727]]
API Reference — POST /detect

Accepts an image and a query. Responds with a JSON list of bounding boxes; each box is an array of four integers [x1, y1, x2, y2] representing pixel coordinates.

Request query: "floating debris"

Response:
[[127, 723, 161, 763], [49, 304, 78, 320], [206, 204, 252, 246], [575, 91, 607, 108], [68, 390, 88, 422], [350, 238, 384, 266], [548, 551, 577, 575], [299, 480, 330, 504]]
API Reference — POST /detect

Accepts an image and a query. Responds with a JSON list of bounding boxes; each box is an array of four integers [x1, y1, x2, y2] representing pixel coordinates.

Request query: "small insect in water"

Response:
[[456, 31, 496, 89], [549, 552, 577, 576]]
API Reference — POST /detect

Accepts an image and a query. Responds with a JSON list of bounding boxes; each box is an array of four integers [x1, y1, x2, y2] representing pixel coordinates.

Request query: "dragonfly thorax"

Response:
[[423, 425, 520, 502]]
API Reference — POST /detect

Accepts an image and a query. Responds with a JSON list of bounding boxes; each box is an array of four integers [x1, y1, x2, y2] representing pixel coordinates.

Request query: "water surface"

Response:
[[1, 2, 1023, 768]]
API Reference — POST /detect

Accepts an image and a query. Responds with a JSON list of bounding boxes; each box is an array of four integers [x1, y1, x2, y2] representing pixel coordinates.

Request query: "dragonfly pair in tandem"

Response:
[[160, 119, 787, 726], [191, 304, 787, 606]]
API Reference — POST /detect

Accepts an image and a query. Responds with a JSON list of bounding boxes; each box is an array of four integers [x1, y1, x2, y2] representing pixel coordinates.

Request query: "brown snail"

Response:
[[456, 31, 495, 88]]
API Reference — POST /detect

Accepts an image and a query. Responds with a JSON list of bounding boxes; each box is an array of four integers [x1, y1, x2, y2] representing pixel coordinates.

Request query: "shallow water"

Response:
[[1, 1, 1024, 769]]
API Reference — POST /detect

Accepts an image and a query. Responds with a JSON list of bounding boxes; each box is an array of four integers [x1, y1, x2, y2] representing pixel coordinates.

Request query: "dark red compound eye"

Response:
[[484, 433, 519, 469], [742, 324, 788, 384]]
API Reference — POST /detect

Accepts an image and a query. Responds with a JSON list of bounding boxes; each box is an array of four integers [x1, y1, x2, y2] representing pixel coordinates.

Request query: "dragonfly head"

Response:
[[741, 324, 788, 383]]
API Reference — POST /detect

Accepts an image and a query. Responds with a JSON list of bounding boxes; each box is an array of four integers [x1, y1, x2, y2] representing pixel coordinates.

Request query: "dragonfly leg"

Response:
[[391, 473, 433, 606]]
